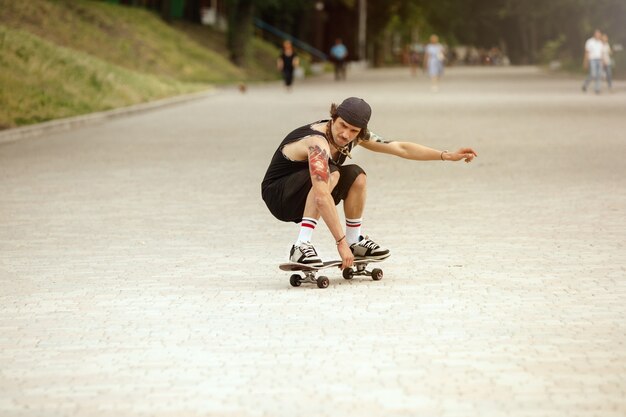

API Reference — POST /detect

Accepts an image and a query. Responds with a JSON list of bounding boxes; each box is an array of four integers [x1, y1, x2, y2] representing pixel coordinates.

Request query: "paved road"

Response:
[[1, 67, 625, 416]]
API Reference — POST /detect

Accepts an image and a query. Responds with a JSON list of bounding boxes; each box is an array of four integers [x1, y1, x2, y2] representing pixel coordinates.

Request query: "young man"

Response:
[[582, 30, 604, 94], [261, 97, 477, 270]]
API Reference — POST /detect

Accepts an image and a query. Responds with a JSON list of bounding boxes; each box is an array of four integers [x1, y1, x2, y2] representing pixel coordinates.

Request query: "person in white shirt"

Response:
[[601, 33, 613, 92], [582, 30, 604, 94], [424, 34, 445, 92]]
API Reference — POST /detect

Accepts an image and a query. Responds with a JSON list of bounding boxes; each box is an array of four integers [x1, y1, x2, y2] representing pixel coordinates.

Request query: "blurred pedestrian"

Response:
[[407, 42, 423, 77], [601, 33, 613, 92], [277, 40, 300, 91], [424, 35, 445, 91], [582, 30, 603, 94], [330, 38, 348, 81]]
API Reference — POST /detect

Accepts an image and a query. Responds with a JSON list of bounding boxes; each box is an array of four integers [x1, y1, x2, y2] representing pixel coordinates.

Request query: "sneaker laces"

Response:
[[358, 236, 379, 249], [299, 242, 318, 258]]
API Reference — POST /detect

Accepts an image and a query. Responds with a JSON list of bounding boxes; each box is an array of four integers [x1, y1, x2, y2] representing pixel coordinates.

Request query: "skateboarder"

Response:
[[261, 97, 477, 270]]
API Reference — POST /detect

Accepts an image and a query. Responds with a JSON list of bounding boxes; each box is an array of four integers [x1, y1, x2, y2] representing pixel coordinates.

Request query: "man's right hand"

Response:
[[337, 240, 354, 270]]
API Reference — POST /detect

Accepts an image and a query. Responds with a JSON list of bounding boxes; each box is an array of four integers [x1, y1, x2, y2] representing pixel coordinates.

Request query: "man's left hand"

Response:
[[447, 148, 478, 163]]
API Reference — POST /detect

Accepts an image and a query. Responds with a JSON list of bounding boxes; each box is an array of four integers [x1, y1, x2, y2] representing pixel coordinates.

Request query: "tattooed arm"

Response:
[[308, 143, 331, 182], [306, 137, 354, 268], [360, 130, 477, 162]]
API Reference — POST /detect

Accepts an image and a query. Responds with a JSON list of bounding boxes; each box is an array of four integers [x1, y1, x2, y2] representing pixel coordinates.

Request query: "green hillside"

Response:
[[0, 0, 280, 129]]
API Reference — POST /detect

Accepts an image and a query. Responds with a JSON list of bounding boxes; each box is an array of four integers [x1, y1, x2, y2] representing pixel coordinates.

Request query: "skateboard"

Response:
[[279, 258, 387, 289]]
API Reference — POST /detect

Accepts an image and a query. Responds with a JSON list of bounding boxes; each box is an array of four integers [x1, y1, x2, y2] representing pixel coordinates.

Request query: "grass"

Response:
[[0, 24, 204, 127], [172, 21, 282, 82], [0, 0, 282, 129]]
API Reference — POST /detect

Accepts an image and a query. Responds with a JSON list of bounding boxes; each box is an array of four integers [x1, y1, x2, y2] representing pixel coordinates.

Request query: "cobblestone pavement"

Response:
[[1, 67, 625, 416]]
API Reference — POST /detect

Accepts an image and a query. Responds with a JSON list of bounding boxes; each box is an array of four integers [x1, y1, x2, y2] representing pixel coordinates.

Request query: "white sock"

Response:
[[296, 217, 317, 245], [346, 218, 362, 245]]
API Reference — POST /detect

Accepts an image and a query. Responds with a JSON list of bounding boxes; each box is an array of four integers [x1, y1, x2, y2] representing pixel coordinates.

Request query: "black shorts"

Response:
[[262, 164, 366, 223]]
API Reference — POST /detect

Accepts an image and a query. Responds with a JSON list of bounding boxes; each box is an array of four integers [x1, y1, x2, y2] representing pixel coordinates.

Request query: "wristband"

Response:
[[336, 235, 346, 245], [440, 150, 448, 161]]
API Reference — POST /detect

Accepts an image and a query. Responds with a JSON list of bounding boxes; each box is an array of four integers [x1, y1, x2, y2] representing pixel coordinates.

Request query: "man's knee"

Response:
[[350, 172, 367, 191], [331, 165, 366, 204]]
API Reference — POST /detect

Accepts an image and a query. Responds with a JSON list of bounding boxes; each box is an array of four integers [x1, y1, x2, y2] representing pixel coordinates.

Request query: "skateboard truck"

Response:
[[290, 271, 330, 289], [342, 262, 383, 281]]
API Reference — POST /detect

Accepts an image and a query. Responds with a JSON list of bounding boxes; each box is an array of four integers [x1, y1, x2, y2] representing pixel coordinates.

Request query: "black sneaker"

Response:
[[289, 242, 323, 267], [350, 236, 390, 260]]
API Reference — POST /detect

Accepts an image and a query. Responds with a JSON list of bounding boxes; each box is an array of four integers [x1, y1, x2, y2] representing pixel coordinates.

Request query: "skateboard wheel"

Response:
[[371, 268, 383, 281], [342, 268, 354, 280], [290, 274, 302, 287], [317, 276, 330, 289]]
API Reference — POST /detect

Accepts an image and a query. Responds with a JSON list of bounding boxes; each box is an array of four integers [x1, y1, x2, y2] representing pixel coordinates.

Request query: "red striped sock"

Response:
[[346, 218, 362, 245], [296, 217, 318, 244]]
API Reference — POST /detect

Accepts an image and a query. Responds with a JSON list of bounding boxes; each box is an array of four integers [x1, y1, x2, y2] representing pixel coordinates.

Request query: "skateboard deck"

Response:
[[279, 257, 388, 289], [279, 260, 343, 272]]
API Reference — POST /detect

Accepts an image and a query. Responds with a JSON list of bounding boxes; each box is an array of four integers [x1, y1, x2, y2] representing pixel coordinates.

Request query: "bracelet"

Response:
[[336, 235, 346, 245], [440, 150, 448, 161]]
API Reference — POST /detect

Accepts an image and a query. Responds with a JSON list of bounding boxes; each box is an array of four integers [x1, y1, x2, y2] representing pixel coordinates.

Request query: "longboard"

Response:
[[279, 257, 388, 289]]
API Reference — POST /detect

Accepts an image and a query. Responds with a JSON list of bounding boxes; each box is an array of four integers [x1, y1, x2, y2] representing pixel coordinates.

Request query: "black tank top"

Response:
[[279, 52, 297, 72], [261, 120, 353, 192]]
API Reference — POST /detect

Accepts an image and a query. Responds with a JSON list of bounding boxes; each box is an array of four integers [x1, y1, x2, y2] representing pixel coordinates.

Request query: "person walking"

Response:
[[601, 33, 613, 92], [582, 30, 604, 94], [407, 42, 424, 77], [424, 35, 445, 91], [330, 38, 348, 81], [277, 40, 300, 91], [261, 97, 477, 269]]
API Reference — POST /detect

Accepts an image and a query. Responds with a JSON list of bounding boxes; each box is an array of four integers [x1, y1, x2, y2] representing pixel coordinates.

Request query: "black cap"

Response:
[[336, 97, 371, 128]]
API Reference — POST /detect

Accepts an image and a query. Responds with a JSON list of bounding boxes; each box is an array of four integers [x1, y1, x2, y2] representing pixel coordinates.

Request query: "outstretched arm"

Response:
[[359, 133, 477, 163]]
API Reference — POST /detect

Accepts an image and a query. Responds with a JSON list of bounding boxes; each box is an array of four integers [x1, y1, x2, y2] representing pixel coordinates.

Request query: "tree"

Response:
[[226, 0, 311, 67], [161, 0, 172, 22], [222, 0, 626, 68], [225, 0, 255, 67], [398, 0, 625, 65]]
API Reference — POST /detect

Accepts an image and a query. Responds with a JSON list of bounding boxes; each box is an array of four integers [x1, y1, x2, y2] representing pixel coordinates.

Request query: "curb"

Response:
[[0, 88, 217, 145]]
